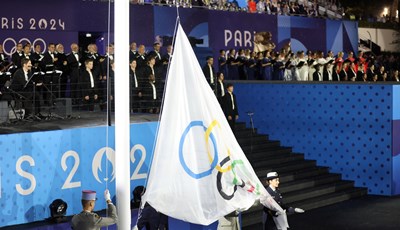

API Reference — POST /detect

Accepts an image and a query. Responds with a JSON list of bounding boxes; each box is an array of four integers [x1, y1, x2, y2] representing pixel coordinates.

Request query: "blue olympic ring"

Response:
[[179, 121, 219, 179]]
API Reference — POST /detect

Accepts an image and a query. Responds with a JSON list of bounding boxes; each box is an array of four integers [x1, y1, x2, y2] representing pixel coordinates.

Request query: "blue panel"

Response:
[[0, 122, 158, 227], [234, 83, 393, 195], [326, 20, 343, 53], [343, 20, 359, 53], [393, 85, 400, 120]]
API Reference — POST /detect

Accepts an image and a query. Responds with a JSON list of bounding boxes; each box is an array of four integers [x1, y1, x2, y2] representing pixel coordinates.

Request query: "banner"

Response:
[[0, 122, 157, 227]]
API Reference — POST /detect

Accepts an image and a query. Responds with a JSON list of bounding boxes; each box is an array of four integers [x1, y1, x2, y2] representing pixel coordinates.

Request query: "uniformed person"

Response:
[[263, 172, 304, 230], [71, 190, 118, 230]]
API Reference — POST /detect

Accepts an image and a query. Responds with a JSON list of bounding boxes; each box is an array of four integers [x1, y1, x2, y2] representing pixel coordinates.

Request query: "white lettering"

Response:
[[2, 18, 8, 29], [234, 30, 242, 47], [224, 30, 232, 47], [17, 18, 23, 29], [244, 31, 252, 47], [16, 155, 36, 196]]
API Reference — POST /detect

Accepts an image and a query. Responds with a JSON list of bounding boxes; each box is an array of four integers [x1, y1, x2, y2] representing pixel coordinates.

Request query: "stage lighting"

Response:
[[49, 199, 68, 223]]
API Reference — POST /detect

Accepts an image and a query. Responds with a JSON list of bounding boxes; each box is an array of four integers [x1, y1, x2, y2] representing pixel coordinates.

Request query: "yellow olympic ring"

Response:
[[205, 120, 232, 173]]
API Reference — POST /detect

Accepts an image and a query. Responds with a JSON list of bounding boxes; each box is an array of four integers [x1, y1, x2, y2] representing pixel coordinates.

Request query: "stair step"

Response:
[[240, 141, 282, 154], [289, 187, 368, 211], [251, 154, 304, 169], [278, 166, 330, 183], [237, 135, 269, 145], [234, 129, 260, 138], [256, 160, 317, 178], [284, 180, 355, 204], [279, 173, 342, 193]]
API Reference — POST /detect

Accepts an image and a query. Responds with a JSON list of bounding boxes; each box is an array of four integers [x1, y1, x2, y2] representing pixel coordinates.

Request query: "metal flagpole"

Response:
[[114, 0, 131, 229]]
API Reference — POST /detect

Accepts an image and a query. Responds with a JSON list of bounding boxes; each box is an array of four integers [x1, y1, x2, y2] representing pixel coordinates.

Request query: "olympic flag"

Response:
[[142, 23, 286, 226]]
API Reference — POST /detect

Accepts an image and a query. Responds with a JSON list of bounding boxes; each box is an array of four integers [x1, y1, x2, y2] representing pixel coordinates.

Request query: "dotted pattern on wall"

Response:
[[235, 83, 393, 195]]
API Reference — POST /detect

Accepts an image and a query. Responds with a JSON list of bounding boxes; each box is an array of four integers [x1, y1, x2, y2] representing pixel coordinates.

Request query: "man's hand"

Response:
[[94, 95, 98, 100], [228, 116, 232, 120], [294, 208, 305, 213], [235, 115, 239, 120], [138, 92, 142, 97], [84, 96, 89, 101], [36, 83, 43, 86]]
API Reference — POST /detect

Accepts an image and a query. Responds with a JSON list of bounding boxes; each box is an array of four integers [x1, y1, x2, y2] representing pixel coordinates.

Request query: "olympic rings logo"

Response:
[[2, 38, 47, 56], [179, 120, 261, 200]]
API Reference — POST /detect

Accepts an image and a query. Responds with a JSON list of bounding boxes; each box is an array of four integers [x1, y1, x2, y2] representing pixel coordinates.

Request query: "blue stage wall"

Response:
[[0, 122, 158, 227], [234, 82, 400, 196]]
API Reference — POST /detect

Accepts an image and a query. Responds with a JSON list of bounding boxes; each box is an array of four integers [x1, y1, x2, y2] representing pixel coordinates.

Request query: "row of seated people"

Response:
[[211, 48, 400, 82]]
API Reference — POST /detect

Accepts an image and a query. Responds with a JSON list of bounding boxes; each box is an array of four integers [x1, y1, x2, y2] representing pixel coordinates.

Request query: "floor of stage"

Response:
[[0, 110, 159, 134], [2, 195, 399, 229]]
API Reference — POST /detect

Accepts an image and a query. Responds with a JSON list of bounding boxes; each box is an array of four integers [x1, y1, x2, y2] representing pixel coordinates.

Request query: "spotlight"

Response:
[[49, 199, 68, 223]]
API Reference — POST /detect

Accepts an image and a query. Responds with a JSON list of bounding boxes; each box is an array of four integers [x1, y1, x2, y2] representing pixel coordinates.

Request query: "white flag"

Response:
[[142, 23, 286, 226]]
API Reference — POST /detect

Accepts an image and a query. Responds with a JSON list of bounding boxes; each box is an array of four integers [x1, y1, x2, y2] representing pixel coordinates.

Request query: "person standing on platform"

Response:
[[236, 49, 248, 80], [203, 56, 216, 88], [130, 59, 143, 113], [222, 83, 238, 132], [71, 190, 118, 230], [218, 50, 228, 79], [262, 172, 304, 230], [11, 42, 23, 68], [216, 72, 225, 103], [80, 59, 98, 111], [227, 49, 239, 80], [66, 43, 82, 104]]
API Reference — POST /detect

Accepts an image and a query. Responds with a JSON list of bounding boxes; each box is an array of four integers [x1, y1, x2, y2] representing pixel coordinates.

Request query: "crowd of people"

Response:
[[0, 37, 399, 121], [132, 0, 343, 18], [214, 47, 400, 82]]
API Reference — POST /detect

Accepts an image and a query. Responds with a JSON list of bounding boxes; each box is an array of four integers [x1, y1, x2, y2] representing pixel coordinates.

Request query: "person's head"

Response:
[[338, 51, 343, 58], [153, 42, 161, 52], [229, 49, 236, 56], [166, 45, 173, 54], [217, 72, 224, 81], [81, 190, 97, 212], [219, 49, 225, 56], [394, 70, 399, 78], [370, 65, 375, 71], [130, 42, 137, 51], [238, 49, 245, 56], [56, 43, 64, 53], [206, 56, 214, 65], [71, 43, 79, 53], [21, 58, 32, 71], [138, 45, 145, 54], [226, 83, 234, 93], [16, 43, 23, 52], [130, 59, 137, 69], [85, 59, 93, 70], [347, 51, 354, 58], [350, 62, 356, 69], [106, 44, 114, 54], [148, 56, 156, 66], [373, 74, 378, 81], [48, 43, 55, 53], [363, 73, 367, 80], [87, 44, 94, 53], [34, 44, 41, 53], [380, 65, 385, 72], [149, 73, 155, 82], [266, 172, 280, 189], [327, 50, 333, 57], [23, 45, 30, 55]]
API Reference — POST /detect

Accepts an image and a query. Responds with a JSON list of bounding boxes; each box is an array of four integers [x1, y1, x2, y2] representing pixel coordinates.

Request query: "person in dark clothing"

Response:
[[80, 59, 98, 111], [262, 172, 304, 230], [222, 83, 238, 132]]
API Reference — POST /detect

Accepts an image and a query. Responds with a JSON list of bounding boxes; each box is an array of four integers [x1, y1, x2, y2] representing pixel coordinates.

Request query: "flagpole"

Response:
[[114, 0, 131, 229]]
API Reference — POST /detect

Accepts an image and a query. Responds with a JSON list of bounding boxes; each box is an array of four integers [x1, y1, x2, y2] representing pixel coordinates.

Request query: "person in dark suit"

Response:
[[41, 43, 58, 70], [11, 58, 43, 116], [135, 44, 147, 73], [339, 60, 350, 81], [55, 43, 69, 97], [331, 64, 340, 81], [222, 83, 238, 132], [161, 45, 173, 79], [216, 72, 225, 103], [30, 44, 44, 71], [129, 59, 143, 113], [11, 43, 24, 68], [0, 44, 8, 65], [66, 43, 82, 102], [202, 56, 216, 88], [129, 42, 138, 62], [312, 64, 322, 81], [143, 73, 159, 114], [347, 62, 357, 81], [147, 42, 163, 78], [80, 59, 98, 111]]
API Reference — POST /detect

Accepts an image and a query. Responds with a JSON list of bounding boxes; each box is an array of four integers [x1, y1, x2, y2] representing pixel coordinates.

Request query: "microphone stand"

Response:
[[24, 72, 41, 121]]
